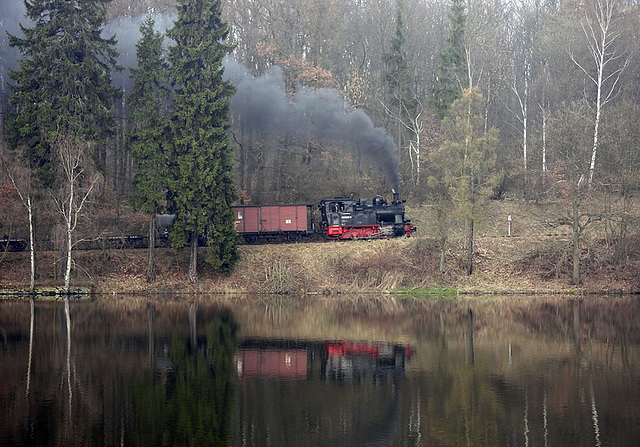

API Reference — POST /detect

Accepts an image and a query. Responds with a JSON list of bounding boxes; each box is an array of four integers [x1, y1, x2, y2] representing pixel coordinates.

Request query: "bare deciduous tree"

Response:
[[570, 0, 630, 186], [52, 133, 101, 292], [0, 153, 36, 293]]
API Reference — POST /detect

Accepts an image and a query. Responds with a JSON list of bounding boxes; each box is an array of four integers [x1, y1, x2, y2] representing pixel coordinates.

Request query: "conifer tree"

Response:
[[381, 0, 414, 140], [8, 0, 119, 185], [431, 88, 499, 275], [166, 0, 238, 283], [382, 0, 412, 106], [432, 0, 468, 118], [8, 0, 119, 291], [128, 17, 169, 283]]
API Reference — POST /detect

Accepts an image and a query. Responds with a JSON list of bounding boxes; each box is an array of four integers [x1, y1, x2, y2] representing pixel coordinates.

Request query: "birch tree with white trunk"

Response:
[[52, 134, 101, 293], [381, 97, 425, 186], [0, 155, 36, 293], [537, 62, 551, 188], [570, 0, 629, 186]]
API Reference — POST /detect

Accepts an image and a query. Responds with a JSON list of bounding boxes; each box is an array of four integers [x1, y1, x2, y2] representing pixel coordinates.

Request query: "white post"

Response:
[[508, 215, 513, 237]]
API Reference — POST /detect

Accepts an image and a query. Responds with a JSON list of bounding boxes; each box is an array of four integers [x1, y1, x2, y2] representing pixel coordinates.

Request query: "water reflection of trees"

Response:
[[128, 309, 238, 446], [0, 299, 238, 447], [229, 295, 640, 446], [0, 295, 639, 446], [233, 338, 410, 446]]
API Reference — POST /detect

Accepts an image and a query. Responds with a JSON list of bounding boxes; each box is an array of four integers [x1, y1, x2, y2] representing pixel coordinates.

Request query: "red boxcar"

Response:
[[232, 205, 311, 243], [234, 349, 308, 380]]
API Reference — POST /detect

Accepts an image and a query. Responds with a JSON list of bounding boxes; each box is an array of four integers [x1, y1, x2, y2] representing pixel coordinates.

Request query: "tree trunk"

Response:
[[439, 237, 447, 275], [188, 230, 199, 284], [27, 196, 35, 294], [467, 219, 474, 275], [572, 200, 581, 285], [63, 179, 75, 293], [146, 212, 156, 283], [274, 144, 281, 202], [589, 91, 601, 186], [541, 106, 547, 187], [614, 194, 630, 264]]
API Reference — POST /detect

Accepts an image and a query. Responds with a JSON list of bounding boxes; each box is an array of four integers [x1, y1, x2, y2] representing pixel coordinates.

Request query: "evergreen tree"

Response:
[[381, 0, 415, 126], [8, 0, 120, 185], [432, 0, 467, 118], [128, 17, 169, 283], [166, 0, 238, 282], [431, 88, 499, 275], [7, 0, 119, 291], [381, 0, 411, 103], [381, 0, 418, 186]]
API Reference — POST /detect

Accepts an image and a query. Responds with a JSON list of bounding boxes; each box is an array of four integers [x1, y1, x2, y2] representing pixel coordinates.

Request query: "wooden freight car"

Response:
[[232, 205, 314, 243]]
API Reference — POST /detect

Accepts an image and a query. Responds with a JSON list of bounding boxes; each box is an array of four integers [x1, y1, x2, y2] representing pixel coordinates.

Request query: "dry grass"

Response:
[[2, 199, 640, 295]]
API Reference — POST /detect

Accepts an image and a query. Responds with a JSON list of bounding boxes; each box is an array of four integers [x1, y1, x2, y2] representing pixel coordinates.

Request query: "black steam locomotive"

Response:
[[317, 191, 415, 240]]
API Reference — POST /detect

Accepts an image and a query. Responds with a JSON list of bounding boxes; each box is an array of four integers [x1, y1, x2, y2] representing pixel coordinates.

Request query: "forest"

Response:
[[1, 0, 639, 290]]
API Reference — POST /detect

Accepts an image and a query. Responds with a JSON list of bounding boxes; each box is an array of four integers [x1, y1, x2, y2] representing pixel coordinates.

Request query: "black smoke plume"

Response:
[[224, 58, 400, 190]]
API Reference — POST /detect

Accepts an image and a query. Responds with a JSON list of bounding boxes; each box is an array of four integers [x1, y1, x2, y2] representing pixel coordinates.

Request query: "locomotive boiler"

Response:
[[317, 191, 415, 240]]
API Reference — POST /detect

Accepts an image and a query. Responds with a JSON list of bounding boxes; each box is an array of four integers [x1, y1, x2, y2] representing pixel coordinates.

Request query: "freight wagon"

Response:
[[232, 204, 314, 244]]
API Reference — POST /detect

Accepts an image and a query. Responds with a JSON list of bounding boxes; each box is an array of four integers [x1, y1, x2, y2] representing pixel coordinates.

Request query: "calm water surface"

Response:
[[0, 294, 638, 446]]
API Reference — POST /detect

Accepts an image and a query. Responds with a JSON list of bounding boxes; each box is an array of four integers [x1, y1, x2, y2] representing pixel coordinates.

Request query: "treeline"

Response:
[[1, 0, 640, 288]]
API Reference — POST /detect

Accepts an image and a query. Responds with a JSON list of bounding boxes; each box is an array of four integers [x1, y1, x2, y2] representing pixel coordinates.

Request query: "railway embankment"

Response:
[[1, 200, 639, 295]]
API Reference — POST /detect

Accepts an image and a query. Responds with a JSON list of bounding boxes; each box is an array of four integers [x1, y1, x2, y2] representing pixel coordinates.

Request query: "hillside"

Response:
[[1, 198, 638, 296]]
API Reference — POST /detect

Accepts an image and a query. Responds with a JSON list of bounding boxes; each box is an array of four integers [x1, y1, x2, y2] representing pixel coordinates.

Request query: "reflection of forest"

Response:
[[0, 295, 638, 446], [229, 295, 640, 446], [0, 300, 238, 447]]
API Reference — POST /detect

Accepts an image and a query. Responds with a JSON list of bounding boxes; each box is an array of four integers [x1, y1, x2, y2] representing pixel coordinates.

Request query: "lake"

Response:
[[0, 294, 638, 446]]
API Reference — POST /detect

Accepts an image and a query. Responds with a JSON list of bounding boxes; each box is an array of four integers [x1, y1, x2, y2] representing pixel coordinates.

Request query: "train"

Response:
[[0, 192, 416, 251], [232, 191, 415, 243]]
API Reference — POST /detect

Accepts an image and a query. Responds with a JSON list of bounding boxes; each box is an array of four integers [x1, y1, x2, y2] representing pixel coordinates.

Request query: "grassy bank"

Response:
[[1, 200, 639, 295]]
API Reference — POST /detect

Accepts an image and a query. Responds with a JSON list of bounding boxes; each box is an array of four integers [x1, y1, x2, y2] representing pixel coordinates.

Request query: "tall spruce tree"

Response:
[[166, 0, 238, 283], [432, 0, 468, 118], [382, 0, 411, 104], [128, 17, 169, 283], [8, 0, 119, 291], [381, 0, 414, 147], [8, 0, 119, 185]]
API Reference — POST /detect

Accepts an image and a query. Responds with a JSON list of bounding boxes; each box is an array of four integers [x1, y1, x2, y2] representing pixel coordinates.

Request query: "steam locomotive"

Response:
[[1, 192, 416, 251], [317, 191, 415, 240]]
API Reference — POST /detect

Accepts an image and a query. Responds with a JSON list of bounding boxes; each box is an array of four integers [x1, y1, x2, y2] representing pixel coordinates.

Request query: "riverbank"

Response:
[[1, 234, 637, 296], [1, 200, 639, 296]]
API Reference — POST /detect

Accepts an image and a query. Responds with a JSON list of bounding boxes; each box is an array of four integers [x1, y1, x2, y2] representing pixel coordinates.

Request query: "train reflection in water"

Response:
[[234, 338, 412, 382]]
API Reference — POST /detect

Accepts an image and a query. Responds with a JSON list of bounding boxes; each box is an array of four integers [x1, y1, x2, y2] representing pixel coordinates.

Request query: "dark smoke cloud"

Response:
[[0, 0, 27, 100], [1, 4, 399, 188], [224, 57, 400, 190]]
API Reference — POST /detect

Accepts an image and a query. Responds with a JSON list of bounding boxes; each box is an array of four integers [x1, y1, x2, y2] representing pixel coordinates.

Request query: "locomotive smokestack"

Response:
[[392, 189, 400, 204]]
